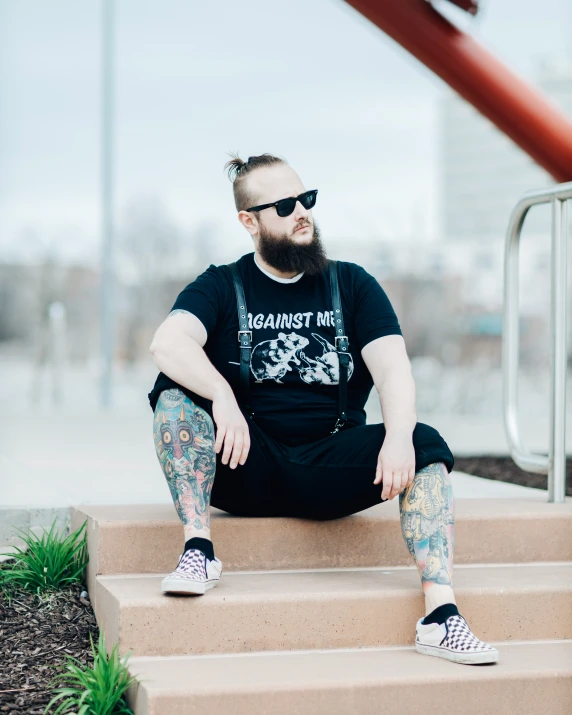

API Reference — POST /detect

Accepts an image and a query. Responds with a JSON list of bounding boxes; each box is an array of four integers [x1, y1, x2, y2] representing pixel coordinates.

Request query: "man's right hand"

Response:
[[211, 385, 251, 469]]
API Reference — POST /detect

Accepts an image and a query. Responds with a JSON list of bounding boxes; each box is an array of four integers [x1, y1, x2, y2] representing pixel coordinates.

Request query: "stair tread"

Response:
[[129, 640, 572, 691], [75, 497, 572, 525], [99, 562, 572, 604], [73, 500, 572, 586]]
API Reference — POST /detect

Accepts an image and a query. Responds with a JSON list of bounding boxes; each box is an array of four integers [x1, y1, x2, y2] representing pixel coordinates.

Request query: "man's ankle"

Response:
[[183, 536, 215, 562], [183, 529, 211, 543], [423, 584, 456, 615]]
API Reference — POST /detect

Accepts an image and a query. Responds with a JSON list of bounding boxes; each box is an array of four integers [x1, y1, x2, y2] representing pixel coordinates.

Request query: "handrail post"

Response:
[[502, 182, 572, 503], [549, 198, 568, 503]]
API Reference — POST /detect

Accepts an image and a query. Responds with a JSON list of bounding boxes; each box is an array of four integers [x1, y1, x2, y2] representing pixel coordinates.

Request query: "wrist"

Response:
[[384, 418, 417, 438], [211, 380, 233, 401]]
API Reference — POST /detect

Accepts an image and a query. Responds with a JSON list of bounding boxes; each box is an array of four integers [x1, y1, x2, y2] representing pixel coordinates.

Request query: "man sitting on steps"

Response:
[[147, 152, 499, 666]]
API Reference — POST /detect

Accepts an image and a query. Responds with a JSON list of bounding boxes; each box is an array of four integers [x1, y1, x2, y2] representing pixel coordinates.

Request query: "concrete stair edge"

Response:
[[71, 499, 572, 589], [95, 563, 572, 657], [125, 640, 572, 715]]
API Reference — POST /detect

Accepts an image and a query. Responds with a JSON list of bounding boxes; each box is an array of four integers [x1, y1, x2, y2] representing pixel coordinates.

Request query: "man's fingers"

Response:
[[214, 427, 226, 454], [392, 471, 402, 498], [406, 469, 415, 489], [381, 471, 393, 500], [389, 472, 401, 500], [380, 465, 416, 500], [389, 471, 408, 500], [221, 430, 235, 465], [229, 433, 244, 469], [239, 434, 251, 465], [373, 462, 382, 485]]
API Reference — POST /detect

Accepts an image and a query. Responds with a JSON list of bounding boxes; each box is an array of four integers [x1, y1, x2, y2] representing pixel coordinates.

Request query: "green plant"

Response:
[[45, 631, 136, 715], [0, 519, 88, 594]]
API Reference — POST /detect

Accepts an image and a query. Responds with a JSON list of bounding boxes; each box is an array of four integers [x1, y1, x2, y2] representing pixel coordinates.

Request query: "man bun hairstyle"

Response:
[[224, 152, 286, 212]]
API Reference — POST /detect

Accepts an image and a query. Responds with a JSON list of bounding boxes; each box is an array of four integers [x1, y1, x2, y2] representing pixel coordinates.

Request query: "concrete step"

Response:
[[126, 640, 572, 715], [96, 562, 572, 657], [71, 498, 572, 599]]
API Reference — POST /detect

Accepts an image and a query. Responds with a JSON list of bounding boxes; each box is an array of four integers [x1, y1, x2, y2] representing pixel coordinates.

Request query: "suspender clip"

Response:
[[335, 335, 349, 351], [330, 416, 347, 435]]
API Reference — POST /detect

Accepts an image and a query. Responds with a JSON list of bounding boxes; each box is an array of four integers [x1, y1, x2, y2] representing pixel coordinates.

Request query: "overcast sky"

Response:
[[1, 0, 571, 267]]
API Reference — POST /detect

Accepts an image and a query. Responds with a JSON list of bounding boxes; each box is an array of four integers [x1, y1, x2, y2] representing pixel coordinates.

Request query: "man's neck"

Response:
[[253, 251, 304, 282]]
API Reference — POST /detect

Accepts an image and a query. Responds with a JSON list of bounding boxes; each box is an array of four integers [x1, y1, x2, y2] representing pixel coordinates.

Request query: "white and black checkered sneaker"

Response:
[[161, 548, 222, 595], [415, 613, 499, 664]]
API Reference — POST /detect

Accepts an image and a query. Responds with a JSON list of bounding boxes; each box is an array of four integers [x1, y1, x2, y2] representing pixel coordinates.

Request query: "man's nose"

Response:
[[293, 199, 310, 220]]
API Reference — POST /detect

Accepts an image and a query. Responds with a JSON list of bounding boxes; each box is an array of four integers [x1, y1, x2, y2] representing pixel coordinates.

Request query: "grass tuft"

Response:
[[45, 631, 136, 715], [0, 519, 88, 594]]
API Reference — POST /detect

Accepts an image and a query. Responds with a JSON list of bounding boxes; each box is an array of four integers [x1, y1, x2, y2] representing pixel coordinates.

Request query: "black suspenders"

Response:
[[228, 262, 255, 420], [227, 259, 349, 435]]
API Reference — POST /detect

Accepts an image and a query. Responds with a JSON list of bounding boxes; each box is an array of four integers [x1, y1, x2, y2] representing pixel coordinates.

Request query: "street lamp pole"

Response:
[[100, 0, 114, 407]]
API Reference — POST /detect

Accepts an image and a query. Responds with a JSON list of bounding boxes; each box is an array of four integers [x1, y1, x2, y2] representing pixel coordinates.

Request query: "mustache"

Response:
[[257, 220, 328, 276]]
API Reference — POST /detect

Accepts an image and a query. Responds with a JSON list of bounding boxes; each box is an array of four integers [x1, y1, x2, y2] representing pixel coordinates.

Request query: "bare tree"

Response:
[[117, 197, 184, 364]]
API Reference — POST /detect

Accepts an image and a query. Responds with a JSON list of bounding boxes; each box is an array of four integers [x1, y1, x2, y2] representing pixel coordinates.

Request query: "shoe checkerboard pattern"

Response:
[[439, 615, 496, 653], [170, 549, 208, 581], [415, 613, 499, 664], [161, 548, 222, 595]]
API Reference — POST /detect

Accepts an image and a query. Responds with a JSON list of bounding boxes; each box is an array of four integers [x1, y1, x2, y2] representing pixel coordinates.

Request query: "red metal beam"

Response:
[[344, 0, 572, 182], [445, 0, 479, 15]]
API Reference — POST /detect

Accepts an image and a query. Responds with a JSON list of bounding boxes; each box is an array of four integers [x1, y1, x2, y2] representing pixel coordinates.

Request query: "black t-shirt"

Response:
[[148, 251, 402, 446]]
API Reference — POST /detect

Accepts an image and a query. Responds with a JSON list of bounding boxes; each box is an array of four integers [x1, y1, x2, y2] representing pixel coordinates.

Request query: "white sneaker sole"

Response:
[[161, 578, 219, 596], [416, 641, 499, 665]]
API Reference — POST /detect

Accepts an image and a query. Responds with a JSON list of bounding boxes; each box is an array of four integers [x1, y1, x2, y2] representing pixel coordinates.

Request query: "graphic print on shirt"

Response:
[[229, 330, 354, 385], [249, 332, 309, 383], [298, 334, 354, 385]]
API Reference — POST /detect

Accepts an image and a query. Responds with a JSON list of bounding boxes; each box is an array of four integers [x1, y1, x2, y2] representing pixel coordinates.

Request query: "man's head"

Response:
[[224, 153, 328, 276]]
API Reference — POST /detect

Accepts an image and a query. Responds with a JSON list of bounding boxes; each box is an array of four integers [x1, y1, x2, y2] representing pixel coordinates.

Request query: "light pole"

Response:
[[100, 0, 114, 407]]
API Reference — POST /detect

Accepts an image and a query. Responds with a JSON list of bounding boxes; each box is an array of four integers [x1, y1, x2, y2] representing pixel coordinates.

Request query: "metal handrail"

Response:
[[502, 181, 572, 503]]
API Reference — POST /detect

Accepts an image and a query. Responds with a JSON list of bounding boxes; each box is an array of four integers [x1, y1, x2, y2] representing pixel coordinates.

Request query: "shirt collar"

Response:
[[253, 253, 304, 283]]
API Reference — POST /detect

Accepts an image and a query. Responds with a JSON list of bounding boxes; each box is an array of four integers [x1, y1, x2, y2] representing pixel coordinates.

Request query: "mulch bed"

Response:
[[453, 455, 572, 496], [0, 579, 99, 715]]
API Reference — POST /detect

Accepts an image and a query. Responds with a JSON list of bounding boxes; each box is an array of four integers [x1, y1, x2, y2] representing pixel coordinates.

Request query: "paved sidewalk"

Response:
[[2, 405, 553, 511]]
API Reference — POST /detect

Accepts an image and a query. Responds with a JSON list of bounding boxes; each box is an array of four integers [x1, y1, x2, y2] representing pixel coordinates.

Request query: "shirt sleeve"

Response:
[[351, 264, 402, 349], [169, 264, 223, 338]]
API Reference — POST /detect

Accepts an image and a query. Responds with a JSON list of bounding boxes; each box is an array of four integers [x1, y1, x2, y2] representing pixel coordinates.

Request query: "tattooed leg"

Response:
[[398, 461, 456, 615], [153, 389, 216, 541]]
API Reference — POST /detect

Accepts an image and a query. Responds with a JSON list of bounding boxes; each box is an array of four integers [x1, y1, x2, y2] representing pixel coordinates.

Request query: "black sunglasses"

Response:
[[245, 189, 318, 217]]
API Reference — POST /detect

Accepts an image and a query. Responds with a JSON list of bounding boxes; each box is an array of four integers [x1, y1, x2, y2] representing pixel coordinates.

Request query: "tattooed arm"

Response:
[[150, 310, 250, 469]]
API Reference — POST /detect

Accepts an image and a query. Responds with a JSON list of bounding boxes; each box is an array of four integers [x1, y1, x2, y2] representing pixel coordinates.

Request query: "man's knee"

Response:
[[412, 422, 454, 474], [153, 389, 215, 456]]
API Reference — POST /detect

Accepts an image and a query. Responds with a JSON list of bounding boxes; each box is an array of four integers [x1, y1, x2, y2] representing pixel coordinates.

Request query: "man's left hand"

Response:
[[373, 433, 416, 501]]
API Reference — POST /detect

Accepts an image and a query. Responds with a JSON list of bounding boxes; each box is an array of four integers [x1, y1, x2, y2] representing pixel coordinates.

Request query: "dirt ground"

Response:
[[453, 455, 572, 496], [0, 583, 98, 714]]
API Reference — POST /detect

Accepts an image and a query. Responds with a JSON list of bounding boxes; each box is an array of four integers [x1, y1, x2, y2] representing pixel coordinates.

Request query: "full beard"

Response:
[[257, 219, 328, 276]]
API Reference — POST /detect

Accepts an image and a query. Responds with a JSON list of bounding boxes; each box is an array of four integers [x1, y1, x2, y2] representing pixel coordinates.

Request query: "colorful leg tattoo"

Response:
[[153, 389, 216, 537], [399, 461, 455, 601]]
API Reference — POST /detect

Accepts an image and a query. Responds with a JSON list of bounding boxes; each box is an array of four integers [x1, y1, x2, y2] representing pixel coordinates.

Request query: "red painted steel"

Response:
[[445, 0, 479, 15], [344, 0, 572, 182]]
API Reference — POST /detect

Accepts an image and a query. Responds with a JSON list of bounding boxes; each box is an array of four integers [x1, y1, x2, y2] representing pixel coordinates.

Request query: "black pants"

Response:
[[210, 407, 455, 521]]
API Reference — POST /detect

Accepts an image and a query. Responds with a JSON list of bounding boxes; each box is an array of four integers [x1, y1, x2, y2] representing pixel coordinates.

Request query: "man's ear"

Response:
[[238, 210, 257, 236]]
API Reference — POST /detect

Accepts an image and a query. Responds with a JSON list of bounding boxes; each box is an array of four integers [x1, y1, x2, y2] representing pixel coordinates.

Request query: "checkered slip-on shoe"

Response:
[[161, 548, 222, 595], [415, 614, 499, 665]]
